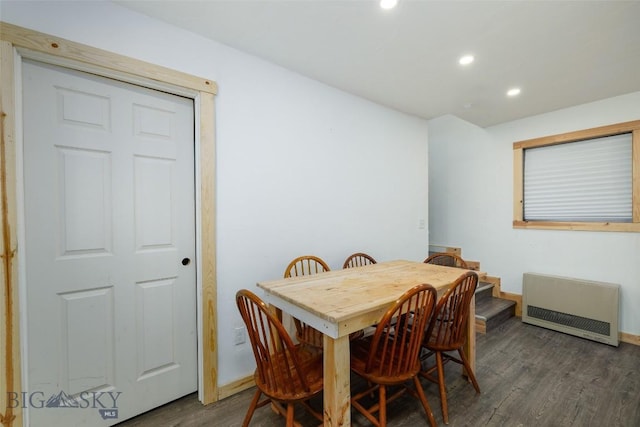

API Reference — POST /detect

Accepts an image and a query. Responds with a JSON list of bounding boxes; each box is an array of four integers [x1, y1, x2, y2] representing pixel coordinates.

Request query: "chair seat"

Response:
[[423, 321, 457, 352], [255, 344, 323, 402]]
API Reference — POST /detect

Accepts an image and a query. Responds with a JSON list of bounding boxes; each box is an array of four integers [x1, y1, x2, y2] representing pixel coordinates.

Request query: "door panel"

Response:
[[22, 59, 197, 426], [60, 287, 115, 395], [135, 157, 174, 249], [57, 147, 113, 256]]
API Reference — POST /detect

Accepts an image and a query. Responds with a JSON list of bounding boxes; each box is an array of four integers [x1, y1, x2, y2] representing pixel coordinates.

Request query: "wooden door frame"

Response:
[[0, 22, 218, 427]]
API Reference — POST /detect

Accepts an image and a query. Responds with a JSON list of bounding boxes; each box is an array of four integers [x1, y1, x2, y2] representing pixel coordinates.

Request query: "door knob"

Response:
[[181, 258, 191, 266]]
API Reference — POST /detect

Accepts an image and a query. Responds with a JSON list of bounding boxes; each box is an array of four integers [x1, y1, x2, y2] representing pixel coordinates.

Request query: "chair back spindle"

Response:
[[423, 252, 469, 269], [343, 252, 377, 269], [426, 271, 478, 349], [284, 255, 329, 278], [365, 284, 437, 379]]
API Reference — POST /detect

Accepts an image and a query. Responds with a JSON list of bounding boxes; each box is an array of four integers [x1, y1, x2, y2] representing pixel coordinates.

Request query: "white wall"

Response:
[[2, 1, 430, 385], [429, 91, 640, 337]]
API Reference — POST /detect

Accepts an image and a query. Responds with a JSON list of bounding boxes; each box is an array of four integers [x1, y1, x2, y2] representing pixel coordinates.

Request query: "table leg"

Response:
[[323, 334, 350, 426], [463, 294, 476, 377]]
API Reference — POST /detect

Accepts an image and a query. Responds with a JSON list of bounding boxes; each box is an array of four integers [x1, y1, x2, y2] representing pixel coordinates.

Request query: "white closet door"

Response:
[[22, 60, 197, 426]]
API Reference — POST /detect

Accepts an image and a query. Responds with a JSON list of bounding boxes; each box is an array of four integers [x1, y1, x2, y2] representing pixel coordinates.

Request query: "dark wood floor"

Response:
[[117, 317, 640, 426]]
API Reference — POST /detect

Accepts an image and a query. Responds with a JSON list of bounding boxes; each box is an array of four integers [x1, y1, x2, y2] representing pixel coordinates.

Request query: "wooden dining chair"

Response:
[[284, 255, 330, 278], [350, 284, 438, 427], [236, 289, 324, 427], [423, 252, 469, 269], [283, 255, 331, 348], [420, 271, 480, 424], [342, 252, 377, 269]]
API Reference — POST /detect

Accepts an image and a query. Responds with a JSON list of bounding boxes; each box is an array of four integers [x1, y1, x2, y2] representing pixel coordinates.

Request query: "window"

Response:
[[513, 120, 640, 232]]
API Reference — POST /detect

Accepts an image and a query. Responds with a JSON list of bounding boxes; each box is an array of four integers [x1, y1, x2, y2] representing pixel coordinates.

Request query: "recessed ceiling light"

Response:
[[507, 88, 521, 97], [459, 55, 474, 66], [380, 0, 398, 10]]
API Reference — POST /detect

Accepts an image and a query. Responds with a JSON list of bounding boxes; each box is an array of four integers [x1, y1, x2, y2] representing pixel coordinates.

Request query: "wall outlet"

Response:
[[418, 219, 426, 229], [234, 326, 246, 345]]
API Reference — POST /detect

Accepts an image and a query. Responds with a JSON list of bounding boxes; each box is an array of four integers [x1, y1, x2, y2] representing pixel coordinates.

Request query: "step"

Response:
[[475, 282, 494, 303], [475, 296, 516, 334]]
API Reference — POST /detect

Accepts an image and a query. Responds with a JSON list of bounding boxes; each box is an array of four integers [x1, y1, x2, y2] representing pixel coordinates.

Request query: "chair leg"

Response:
[[457, 348, 481, 393], [379, 384, 387, 427], [413, 376, 437, 427], [435, 351, 449, 424], [286, 402, 295, 427], [242, 389, 262, 427]]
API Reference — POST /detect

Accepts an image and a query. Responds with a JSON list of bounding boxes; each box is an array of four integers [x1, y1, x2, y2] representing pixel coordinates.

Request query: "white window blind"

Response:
[[523, 133, 632, 222]]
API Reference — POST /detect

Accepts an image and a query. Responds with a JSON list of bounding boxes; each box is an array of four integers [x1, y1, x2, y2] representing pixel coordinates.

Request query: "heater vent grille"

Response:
[[527, 305, 610, 336]]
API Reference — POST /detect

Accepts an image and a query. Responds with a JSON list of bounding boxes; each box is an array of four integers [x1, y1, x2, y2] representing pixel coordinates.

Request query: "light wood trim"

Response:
[[513, 121, 640, 232], [633, 129, 640, 223], [513, 220, 640, 232], [0, 22, 217, 95], [481, 275, 502, 298], [428, 244, 461, 255], [499, 291, 523, 318], [513, 148, 523, 222], [218, 375, 255, 400], [513, 120, 640, 150], [200, 92, 218, 404], [0, 24, 219, 419], [0, 39, 22, 427], [620, 332, 640, 346], [465, 260, 480, 271]]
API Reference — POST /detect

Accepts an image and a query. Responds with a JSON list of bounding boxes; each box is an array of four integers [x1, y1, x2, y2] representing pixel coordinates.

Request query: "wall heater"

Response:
[[522, 273, 620, 346]]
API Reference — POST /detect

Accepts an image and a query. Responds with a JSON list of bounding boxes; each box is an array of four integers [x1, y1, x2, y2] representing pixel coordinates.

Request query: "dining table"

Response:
[[256, 259, 481, 426]]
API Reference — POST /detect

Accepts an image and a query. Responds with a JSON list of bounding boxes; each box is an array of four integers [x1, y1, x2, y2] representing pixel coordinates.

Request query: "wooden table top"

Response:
[[257, 259, 478, 325]]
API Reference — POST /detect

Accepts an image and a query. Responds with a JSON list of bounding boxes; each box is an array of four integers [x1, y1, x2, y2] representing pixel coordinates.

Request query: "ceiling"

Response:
[[115, 0, 640, 127]]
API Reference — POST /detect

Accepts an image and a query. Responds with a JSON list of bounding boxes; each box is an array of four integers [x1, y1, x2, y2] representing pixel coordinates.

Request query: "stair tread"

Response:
[[475, 283, 494, 294], [475, 296, 516, 321]]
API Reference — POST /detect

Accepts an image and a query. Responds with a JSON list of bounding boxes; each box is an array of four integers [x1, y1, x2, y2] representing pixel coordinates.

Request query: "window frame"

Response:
[[513, 120, 640, 232]]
